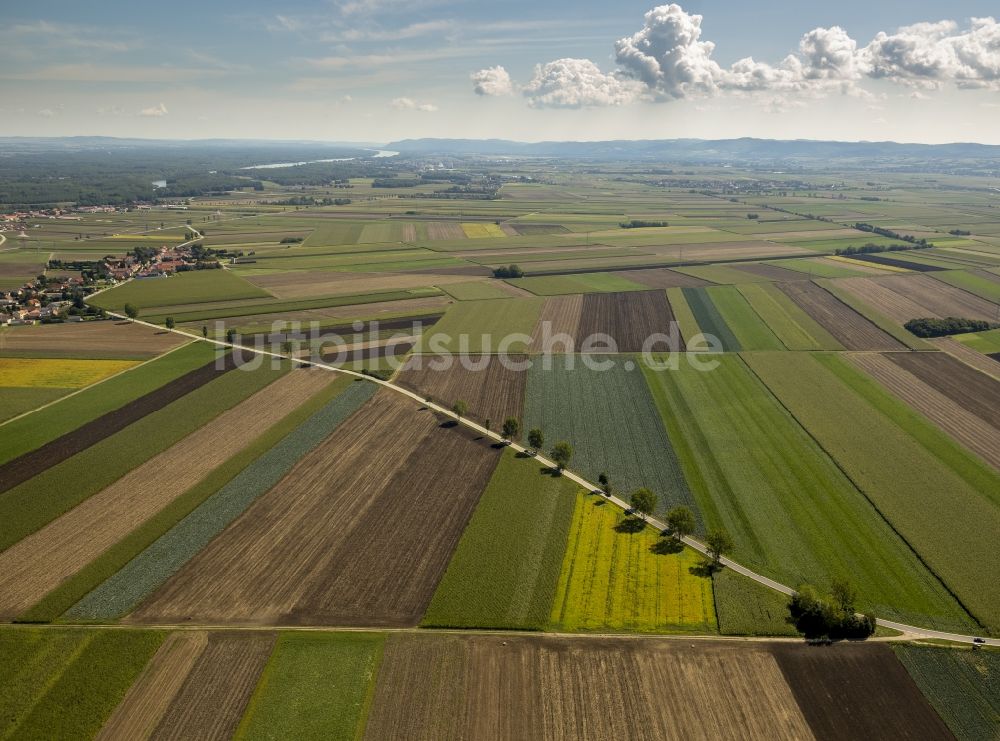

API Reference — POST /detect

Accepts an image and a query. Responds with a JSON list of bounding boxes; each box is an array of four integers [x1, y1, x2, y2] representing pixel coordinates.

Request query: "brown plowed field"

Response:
[[733, 263, 807, 282], [878, 273, 1000, 322], [848, 353, 1000, 470], [426, 222, 466, 240], [578, 290, 680, 352], [885, 351, 1000, 429], [0, 354, 234, 495], [150, 632, 275, 741], [776, 281, 906, 350], [529, 295, 583, 352], [96, 632, 208, 741], [930, 337, 1000, 379], [835, 277, 933, 323], [395, 354, 526, 426], [771, 642, 953, 741], [0, 369, 332, 618], [0, 320, 185, 358], [129, 391, 501, 626], [363, 634, 814, 741], [626, 268, 712, 289]]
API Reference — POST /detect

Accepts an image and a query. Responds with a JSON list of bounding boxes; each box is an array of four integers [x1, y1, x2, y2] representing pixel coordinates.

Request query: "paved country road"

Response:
[[78, 298, 1000, 647]]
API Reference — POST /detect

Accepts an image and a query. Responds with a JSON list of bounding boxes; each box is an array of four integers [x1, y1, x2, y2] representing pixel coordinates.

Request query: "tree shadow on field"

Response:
[[440, 420, 458, 429], [515, 450, 532, 459], [650, 537, 684, 555], [614, 516, 646, 534], [540, 466, 562, 478], [689, 560, 721, 579]]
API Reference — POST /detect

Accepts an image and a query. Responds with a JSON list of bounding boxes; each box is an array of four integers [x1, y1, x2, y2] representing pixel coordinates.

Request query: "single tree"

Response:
[[665, 505, 696, 541], [630, 488, 658, 519], [123, 303, 138, 320], [201, 325, 208, 338], [550, 441, 573, 471], [485, 418, 492, 432], [165, 317, 175, 330], [705, 528, 734, 565], [281, 340, 293, 356], [527, 428, 544, 454], [597, 472, 612, 498], [501, 417, 520, 442], [452, 399, 468, 419], [225, 328, 237, 344]]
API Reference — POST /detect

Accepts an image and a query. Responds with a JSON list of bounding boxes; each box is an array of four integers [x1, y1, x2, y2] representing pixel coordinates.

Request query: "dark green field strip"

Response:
[[711, 568, 797, 637], [746, 352, 1000, 634], [0, 352, 234, 496], [704, 286, 785, 350], [849, 253, 944, 272], [234, 632, 385, 741], [17, 376, 356, 624], [643, 355, 973, 631], [0, 343, 216, 467], [0, 360, 289, 554], [0, 627, 163, 740], [66, 380, 377, 621], [141, 288, 442, 324], [523, 356, 695, 518], [681, 287, 741, 351], [422, 448, 578, 630], [735, 283, 845, 351], [893, 645, 1000, 741]]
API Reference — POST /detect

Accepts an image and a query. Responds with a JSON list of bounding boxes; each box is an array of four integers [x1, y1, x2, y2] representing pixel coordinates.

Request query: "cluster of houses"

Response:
[[0, 277, 87, 325], [104, 244, 198, 281]]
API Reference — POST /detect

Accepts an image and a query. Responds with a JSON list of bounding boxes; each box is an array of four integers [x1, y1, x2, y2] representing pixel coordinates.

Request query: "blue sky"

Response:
[[2, 1, 999, 143]]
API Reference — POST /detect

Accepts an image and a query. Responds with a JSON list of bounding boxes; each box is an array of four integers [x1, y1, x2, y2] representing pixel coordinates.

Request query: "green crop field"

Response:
[[508, 272, 647, 296], [768, 257, 872, 278], [91, 270, 270, 311], [441, 281, 513, 300], [681, 287, 741, 351], [0, 387, 69, 423], [422, 449, 579, 630], [704, 285, 784, 350], [953, 327, 1000, 353], [746, 352, 1000, 634], [524, 356, 695, 517], [642, 354, 970, 630], [549, 492, 717, 633], [0, 626, 163, 740], [711, 568, 798, 636], [893, 645, 1000, 741], [418, 297, 542, 353], [930, 270, 1000, 302], [0, 359, 288, 553], [736, 282, 844, 350], [673, 265, 768, 284], [236, 632, 384, 741]]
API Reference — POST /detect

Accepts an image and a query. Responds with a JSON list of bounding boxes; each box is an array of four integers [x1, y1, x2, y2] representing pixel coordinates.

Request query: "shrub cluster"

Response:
[[788, 581, 876, 641], [493, 264, 524, 279], [904, 317, 996, 338]]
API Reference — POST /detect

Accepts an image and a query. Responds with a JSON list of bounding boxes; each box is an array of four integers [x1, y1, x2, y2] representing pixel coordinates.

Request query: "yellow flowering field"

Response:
[[549, 493, 717, 633], [461, 222, 506, 238], [0, 358, 139, 389]]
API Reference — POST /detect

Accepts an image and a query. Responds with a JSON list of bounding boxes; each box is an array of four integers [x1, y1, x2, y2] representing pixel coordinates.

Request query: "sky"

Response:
[[1, 0, 999, 144]]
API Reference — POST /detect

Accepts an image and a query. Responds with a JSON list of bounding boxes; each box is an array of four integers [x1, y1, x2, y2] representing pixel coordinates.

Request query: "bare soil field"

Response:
[[0, 369, 332, 618], [733, 263, 807, 282], [363, 634, 814, 741], [626, 268, 712, 288], [150, 632, 275, 741], [245, 270, 468, 299], [578, 290, 680, 352], [0, 321, 186, 358], [878, 273, 1000, 321], [508, 223, 570, 236], [849, 353, 1000, 470], [129, 391, 501, 626], [777, 282, 906, 350], [96, 632, 208, 741], [930, 337, 1000, 379], [771, 642, 953, 741], [0, 354, 233, 495], [529, 295, 583, 352], [886, 351, 1000, 429], [426, 222, 466, 240], [835, 277, 935, 323], [395, 354, 527, 425]]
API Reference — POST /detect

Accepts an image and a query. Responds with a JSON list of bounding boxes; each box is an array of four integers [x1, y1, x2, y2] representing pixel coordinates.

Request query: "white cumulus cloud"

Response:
[[390, 96, 438, 112], [523, 58, 644, 108], [138, 102, 168, 117], [471, 65, 514, 96]]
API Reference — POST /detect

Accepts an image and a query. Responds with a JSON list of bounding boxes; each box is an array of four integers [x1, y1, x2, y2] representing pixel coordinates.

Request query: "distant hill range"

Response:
[[386, 137, 1000, 166]]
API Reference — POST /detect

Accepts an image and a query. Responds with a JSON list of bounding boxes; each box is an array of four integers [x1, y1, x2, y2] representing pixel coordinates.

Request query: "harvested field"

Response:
[[849, 353, 1000, 471], [0, 353, 232, 495], [879, 273, 1000, 321], [150, 632, 274, 741], [885, 351, 1000, 429], [620, 267, 711, 289], [363, 634, 814, 741], [776, 281, 906, 350], [129, 391, 501, 626], [0, 320, 185, 359], [732, 262, 807, 282], [508, 223, 570, 236], [0, 368, 331, 619], [426, 222, 466, 240], [835, 276, 936, 323], [395, 354, 526, 426], [577, 290, 680, 352], [529, 295, 583, 352], [931, 337, 1000, 379], [96, 632, 209, 741], [244, 270, 468, 299], [771, 642, 953, 741]]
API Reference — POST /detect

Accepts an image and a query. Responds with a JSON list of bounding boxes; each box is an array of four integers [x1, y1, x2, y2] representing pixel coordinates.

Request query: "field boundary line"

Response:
[[80, 303, 1000, 646]]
